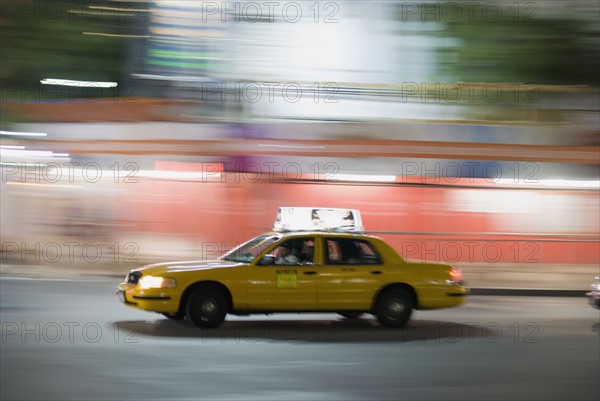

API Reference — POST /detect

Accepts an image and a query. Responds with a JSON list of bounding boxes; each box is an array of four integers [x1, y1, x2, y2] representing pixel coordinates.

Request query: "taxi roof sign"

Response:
[[274, 207, 364, 233]]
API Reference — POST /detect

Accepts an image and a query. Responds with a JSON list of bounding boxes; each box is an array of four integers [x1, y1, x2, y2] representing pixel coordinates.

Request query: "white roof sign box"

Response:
[[273, 207, 364, 232]]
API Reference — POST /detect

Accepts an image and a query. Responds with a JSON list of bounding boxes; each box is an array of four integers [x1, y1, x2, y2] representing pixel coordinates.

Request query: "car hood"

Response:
[[134, 260, 244, 276]]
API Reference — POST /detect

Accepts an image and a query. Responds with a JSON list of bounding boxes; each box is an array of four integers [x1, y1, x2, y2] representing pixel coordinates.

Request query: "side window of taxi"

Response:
[[325, 238, 382, 265], [261, 238, 315, 266]]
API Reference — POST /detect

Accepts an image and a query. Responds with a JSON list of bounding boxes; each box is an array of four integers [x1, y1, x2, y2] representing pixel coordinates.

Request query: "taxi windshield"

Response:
[[219, 234, 280, 263]]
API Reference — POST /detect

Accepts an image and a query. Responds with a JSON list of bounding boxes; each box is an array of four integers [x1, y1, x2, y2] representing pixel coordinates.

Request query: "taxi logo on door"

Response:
[[276, 269, 298, 288]]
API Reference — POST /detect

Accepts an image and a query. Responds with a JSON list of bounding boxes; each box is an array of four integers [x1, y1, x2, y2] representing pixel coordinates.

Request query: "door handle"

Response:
[[303, 271, 318, 276], [370, 270, 383, 275]]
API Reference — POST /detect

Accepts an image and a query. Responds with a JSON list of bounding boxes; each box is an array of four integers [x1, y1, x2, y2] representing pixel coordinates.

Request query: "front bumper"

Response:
[[117, 283, 180, 314], [586, 291, 600, 309], [446, 286, 469, 306], [586, 277, 600, 309]]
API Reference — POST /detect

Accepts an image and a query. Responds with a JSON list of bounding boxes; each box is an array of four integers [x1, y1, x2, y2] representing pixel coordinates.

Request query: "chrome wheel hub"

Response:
[[388, 301, 405, 315], [201, 301, 216, 314]]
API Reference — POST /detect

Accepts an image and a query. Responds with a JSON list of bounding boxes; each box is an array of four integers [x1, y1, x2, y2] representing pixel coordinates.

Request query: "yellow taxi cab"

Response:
[[117, 208, 468, 328]]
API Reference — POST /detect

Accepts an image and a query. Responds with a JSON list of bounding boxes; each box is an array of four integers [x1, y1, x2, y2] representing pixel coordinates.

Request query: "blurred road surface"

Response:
[[1, 278, 599, 401]]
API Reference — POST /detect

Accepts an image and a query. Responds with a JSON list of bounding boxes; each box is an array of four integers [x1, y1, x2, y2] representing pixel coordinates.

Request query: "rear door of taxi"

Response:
[[315, 236, 385, 310]]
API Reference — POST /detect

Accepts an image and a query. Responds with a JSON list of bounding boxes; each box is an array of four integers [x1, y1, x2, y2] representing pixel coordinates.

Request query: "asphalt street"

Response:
[[1, 277, 599, 401]]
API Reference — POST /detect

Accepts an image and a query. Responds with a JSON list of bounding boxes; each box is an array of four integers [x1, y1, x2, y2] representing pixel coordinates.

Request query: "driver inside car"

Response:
[[275, 243, 301, 265]]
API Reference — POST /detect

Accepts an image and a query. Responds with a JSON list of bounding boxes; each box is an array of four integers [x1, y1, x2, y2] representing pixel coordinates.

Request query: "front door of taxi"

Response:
[[246, 237, 318, 310]]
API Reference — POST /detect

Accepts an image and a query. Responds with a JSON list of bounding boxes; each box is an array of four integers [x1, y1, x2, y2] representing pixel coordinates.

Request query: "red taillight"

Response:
[[449, 267, 463, 282]]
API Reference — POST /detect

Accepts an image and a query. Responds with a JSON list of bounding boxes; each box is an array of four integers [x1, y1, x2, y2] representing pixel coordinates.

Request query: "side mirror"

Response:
[[259, 254, 276, 265]]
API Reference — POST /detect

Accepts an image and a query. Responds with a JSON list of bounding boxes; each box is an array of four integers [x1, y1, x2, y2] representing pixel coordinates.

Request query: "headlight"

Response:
[[138, 275, 177, 289]]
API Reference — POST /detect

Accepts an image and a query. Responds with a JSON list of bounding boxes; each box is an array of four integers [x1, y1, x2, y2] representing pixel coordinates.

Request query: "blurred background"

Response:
[[1, 0, 599, 289]]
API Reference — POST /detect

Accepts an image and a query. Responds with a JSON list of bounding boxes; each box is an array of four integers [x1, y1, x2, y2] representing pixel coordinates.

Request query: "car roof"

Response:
[[268, 231, 375, 238]]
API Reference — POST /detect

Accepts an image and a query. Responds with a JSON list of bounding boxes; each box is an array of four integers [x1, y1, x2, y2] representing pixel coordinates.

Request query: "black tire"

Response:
[[186, 286, 228, 328], [375, 288, 413, 327], [338, 311, 364, 319], [162, 311, 185, 320]]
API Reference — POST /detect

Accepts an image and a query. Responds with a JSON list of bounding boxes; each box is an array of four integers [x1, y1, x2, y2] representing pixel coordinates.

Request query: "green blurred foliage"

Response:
[[435, 7, 599, 85], [1, 0, 133, 89]]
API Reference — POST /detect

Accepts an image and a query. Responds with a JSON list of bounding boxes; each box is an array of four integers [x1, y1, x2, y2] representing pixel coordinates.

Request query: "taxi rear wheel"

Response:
[[186, 287, 228, 328], [375, 288, 413, 327]]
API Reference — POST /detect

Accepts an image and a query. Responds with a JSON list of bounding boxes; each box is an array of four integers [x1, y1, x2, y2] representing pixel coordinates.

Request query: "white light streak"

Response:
[[0, 131, 47, 137], [334, 174, 397, 182], [40, 78, 118, 88]]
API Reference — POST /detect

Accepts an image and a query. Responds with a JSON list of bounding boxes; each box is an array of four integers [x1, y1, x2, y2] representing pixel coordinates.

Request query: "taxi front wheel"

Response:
[[375, 288, 413, 327], [186, 286, 228, 328], [162, 312, 185, 320]]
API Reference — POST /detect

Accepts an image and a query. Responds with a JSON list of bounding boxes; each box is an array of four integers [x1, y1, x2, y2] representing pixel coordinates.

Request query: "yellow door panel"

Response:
[[316, 237, 384, 310], [245, 237, 319, 310], [246, 266, 318, 309]]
